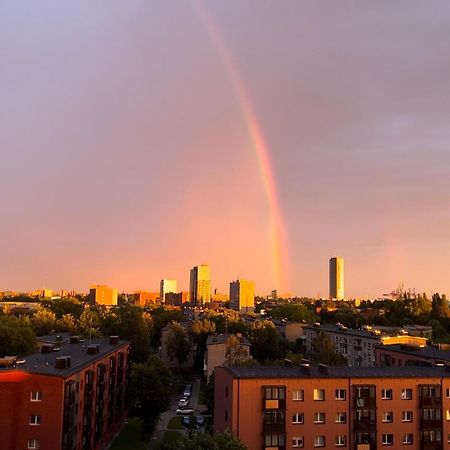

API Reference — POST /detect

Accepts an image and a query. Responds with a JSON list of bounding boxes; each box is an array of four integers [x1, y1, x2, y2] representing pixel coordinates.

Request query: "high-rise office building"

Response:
[[329, 257, 344, 300], [159, 279, 177, 304], [189, 264, 211, 306], [230, 279, 255, 312]]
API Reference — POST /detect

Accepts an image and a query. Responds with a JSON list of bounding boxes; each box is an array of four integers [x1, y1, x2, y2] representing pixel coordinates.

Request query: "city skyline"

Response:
[[2, 2, 450, 297]]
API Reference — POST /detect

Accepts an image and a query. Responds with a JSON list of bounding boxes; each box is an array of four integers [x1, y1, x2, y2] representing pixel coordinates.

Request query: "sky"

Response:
[[1, 1, 450, 298]]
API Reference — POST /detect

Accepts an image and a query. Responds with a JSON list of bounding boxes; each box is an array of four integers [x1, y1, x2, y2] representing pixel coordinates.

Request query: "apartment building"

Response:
[[376, 344, 450, 368], [0, 336, 129, 450], [215, 364, 450, 450]]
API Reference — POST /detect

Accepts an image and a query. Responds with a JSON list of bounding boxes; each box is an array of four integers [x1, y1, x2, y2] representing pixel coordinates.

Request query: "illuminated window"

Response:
[[292, 436, 304, 448], [313, 389, 325, 401], [27, 440, 39, 449], [382, 411, 393, 423]]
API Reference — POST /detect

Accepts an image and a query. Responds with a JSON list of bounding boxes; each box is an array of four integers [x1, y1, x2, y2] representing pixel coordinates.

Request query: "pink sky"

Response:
[[1, 1, 450, 297]]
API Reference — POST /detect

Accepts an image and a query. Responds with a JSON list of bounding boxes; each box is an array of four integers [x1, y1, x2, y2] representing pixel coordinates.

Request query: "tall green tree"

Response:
[[176, 431, 247, 450], [249, 321, 282, 363], [310, 332, 347, 366], [166, 322, 190, 368], [432, 293, 450, 319], [0, 316, 37, 356], [31, 308, 58, 336], [128, 356, 172, 438]]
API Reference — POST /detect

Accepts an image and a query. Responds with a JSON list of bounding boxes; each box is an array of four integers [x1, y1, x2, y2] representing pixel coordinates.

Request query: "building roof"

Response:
[[375, 344, 450, 361], [0, 337, 128, 378], [221, 364, 450, 379], [206, 334, 251, 347], [37, 332, 73, 344], [303, 323, 382, 340]]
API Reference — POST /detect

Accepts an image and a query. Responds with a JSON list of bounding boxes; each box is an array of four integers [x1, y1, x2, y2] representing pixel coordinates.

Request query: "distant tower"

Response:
[[230, 279, 255, 313], [159, 279, 177, 304], [329, 257, 344, 300], [189, 264, 211, 307]]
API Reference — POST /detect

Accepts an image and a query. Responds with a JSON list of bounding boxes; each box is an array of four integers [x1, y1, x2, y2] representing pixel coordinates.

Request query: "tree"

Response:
[[0, 316, 37, 356], [166, 322, 190, 368], [31, 308, 58, 336], [310, 332, 347, 366], [78, 307, 102, 338], [432, 293, 450, 319], [249, 321, 282, 363], [128, 356, 172, 438], [41, 297, 84, 319], [149, 307, 184, 348], [202, 372, 215, 413], [269, 303, 317, 323], [176, 431, 247, 450], [58, 314, 77, 333], [190, 319, 216, 370], [225, 335, 251, 366]]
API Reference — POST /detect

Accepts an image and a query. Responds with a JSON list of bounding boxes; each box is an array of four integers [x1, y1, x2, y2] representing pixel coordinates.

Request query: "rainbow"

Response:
[[193, 1, 289, 290]]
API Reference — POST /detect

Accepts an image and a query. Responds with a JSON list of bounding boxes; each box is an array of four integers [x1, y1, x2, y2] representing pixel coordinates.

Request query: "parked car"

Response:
[[176, 408, 194, 415], [178, 397, 189, 408], [183, 384, 192, 397], [182, 415, 191, 426], [196, 415, 205, 425]]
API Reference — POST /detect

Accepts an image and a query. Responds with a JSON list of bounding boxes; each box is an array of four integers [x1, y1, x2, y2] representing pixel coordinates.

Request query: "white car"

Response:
[[176, 408, 194, 415], [178, 398, 189, 408]]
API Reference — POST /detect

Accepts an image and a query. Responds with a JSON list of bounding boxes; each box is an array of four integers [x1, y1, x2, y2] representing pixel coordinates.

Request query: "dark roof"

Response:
[[0, 338, 128, 378], [303, 323, 381, 339], [221, 365, 450, 379], [37, 333, 72, 344], [206, 334, 251, 347], [375, 344, 450, 361]]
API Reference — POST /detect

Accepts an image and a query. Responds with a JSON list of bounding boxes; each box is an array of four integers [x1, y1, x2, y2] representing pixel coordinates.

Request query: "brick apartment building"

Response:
[[0, 336, 129, 450], [376, 344, 450, 368], [215, 364, 450, 450]]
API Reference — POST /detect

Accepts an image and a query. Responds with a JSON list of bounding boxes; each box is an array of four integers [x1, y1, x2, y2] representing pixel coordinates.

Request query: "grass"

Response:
[[167, 416, 184, 430], [162, 430, 183, 446], [110, 417, 148, 450]]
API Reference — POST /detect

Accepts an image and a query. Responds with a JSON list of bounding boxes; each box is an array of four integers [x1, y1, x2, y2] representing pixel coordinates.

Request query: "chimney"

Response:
[[109, 336, 119, 345], [70, 336, 80, 344], [55, 356, 71, 369], [318, 363, 329, 375], [87, 344, 100, 355]]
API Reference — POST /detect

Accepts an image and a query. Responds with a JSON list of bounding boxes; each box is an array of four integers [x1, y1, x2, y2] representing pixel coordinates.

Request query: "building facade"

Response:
[[159, 279, 178, 304], [89, 285, 118, 306], [0, 336, 129, 450], [329, 257, 344, 300], [229, 279, 255, 312], [189, 264, 211, 306], [215, 365, 450, 450]]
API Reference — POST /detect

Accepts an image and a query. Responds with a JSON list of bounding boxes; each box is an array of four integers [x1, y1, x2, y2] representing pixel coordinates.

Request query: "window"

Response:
[[264, 387, 285, 400], [422, 430, 441, 443], [401, 388, 412, 400], [421, 408, 441, 420], [292, 413, 304, 424], [335, 412, 346, 423], [402, 411, 413, 422], [314, 436, 325, 447], [313, 389, 325, 401], [292, 436, 304, 448], [29, 415, 41, 426], [265, 411, 285, 425], [381, 389, 392, 400], [335, 435, 346, 447], [30, 392, 42, 402], [382, 434, 393, 445], [403, 434, 413, 445], [264, 434, 285, 447], [335, 389, 346, 400], [292, 389, 304, 401], [420, 385, 441, 398], [446, 388, 450, 398], [446, 410, 450, 421], [27, 440, 39, 449], [313, 412, 325, 424], [225, 387, 228, 398], [382, 411, 393, 423], [447, 433, 450, 444]]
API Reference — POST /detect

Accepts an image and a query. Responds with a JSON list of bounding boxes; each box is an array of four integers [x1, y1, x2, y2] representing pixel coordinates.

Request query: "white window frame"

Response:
[[314, 436, 325, 447], [335, 435, 346, 447], [401, 388, 412, 400], [313, 412, 325, 424], [382, 411, 393, 423], [382, 434, 393, 445], [29, 415, 41, 426], [27, 440, 39, 450], [403, 433, 413, 444], [335, 412, 346, 423], [30, 391, 42, 402], [381, 389, 392, 400], [335, 389, 346, 400], [293, 389, 304, 401], [292, 436, 304, 448], [402, 411, 413, 422], [293, 413, 304, 424]]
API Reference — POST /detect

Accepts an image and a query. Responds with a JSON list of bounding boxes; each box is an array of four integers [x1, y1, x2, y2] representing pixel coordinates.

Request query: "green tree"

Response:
[[41, 297, 84, 319], [128, 356, 172, 438], [249, 321, 282, 363], [225, 335, 251, 366], [432, 293, 450, 319], [190, 319, 216, 370], [202, 372, 215, 413], [58, 313, 77, 333], [0, 316, 37, 356], [270, 303, 317, 323], [78, 307, 102, 338], [166, 322, 190, 368], [149, 307, 184, 348], [310, 332, 347, 366], [31, 308, 58, 336]]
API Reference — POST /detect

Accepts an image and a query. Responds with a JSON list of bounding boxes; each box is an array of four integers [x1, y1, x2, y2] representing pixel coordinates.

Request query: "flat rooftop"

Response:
[[0, 337, 128, 378], [376, 344, 450, 361], [222, 365, 450, 379]]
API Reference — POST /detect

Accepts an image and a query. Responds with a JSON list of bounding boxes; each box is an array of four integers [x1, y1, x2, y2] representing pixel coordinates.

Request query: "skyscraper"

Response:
[[329, 257, 344, 300], [189, 264, 211, 306], [230, 279, 255, 312], [159, 279, 177, 304]]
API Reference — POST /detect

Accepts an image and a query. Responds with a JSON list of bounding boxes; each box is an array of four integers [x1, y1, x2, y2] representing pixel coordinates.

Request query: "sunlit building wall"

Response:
[[89, 285, 118, 306], [159, 279, 177, 304], [189, 264, 211, 306], [329, 257, 344, 300], [230, 279, 255, 312]]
